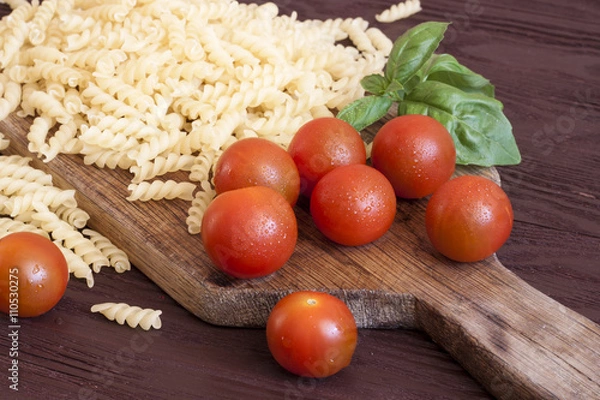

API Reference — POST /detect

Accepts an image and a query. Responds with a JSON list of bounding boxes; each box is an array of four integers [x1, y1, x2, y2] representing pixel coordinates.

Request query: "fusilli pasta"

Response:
[[375, 0, 422, 23], [186, 180, 216, 235], [83, 229, 131, 273], [90, 302, 163, 330], [127, 180, 196, 202]]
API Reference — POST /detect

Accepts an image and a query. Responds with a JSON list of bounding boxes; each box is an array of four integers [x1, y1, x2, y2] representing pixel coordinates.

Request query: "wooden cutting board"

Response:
[[2, 112, 599, 400]]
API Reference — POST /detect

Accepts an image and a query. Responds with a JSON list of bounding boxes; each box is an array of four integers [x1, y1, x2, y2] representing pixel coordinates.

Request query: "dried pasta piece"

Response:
[[21, 88, 71, 124], [130, 153, 196, 183], [27, 0, 57, 46], [54, 204, 90, 229], [189, 150, 217, 183], [186, 180, 216, 235], [127, 180, 196, 202], [0, 176, 51, 196], [58, 244, 95, 288], [375, 0, 422, 23], [0, 157, 52, 185], [27, 115, 55, 155], [0, 73, 22, 120], [94, 76, 155, 113], [80, 82, 143, 119], [0, 154, 30, 167], [28, 60, 84, 88], [366, 27, 394, 55], [91, 302, 162, 330], [0, 9, 31, 69], [0, 217, 49, 239], [83, 228, 131, 273], [4, 187, 77, 216], [43, 117, 85, 161]]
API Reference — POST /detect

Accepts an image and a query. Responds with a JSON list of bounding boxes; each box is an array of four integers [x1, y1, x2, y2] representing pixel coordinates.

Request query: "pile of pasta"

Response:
[[0, 0, 400, 234], [0, 0, 413, 234], [0, 0, 421, 329]]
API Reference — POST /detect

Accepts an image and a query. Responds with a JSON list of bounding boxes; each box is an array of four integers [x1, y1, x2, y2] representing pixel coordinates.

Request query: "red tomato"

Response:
[[371, 114, 456, 199], [0, 232, 69, 318], [425, 175, 514, 262], [213, 137, 301, 206], [310, 164, 396, 246], [266, 291, 357, 378], [288, 117, 366, 197], [201, 186, 297, 279]]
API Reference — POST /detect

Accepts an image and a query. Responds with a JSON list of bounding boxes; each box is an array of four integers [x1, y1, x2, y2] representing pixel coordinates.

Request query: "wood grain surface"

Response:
[[1, 1, 599, 399]]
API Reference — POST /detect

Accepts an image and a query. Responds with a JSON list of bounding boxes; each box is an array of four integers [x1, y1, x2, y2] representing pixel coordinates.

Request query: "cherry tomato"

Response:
[[0, 232, 69, 318], [201, 186, 297, 279], [266, 291, 357, 378], [371, 114, 456, 199], [213, 137, 301, 206], [288, 117, 366, 197], [425, 175, 514, 262], [310, 164, 396, 246]]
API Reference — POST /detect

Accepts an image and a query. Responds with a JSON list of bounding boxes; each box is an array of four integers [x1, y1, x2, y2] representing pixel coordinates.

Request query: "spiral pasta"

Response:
[[58, 244, 95, 288], [186, 180, 216, 235], [0, 156, 52, 184], [27, 115, 55, 155], [21, 88, 71, 124], [0, 73, 21, 120], [27, 0, 57, 46], [0, 217, 49, 239], [82, 229, 131, 273], [188, 150, 217, 183], [0, 175, 51, 196], [54, 204, 90, 229], [375, 0, 422, 23], [130, 153, 196, 183], [91, 302, 163, 330], [4, 187, 77, 217], [127, 180, 196, 202]]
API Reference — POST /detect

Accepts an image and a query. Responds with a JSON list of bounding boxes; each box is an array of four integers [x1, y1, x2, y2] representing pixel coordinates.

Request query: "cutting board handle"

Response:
[[412, 258, 600, 399]]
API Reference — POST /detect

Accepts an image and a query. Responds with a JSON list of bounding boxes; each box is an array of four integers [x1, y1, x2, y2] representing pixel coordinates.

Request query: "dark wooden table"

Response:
[[1, 0, 598, 399]]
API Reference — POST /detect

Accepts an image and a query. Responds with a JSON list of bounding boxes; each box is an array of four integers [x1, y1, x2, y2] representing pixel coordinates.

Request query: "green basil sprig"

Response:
[[337, 21, 521, 167]]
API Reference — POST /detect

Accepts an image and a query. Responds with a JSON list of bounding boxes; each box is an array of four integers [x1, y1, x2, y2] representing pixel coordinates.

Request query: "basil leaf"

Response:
[[399, 81, 521, 166], [385, 21, 449, 85], [420, 54, 496, 97], [361, 74, 390, 96], [337, 95, 393, 132]]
